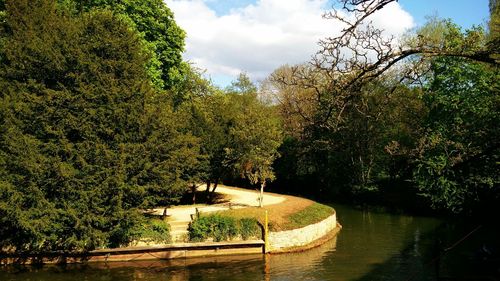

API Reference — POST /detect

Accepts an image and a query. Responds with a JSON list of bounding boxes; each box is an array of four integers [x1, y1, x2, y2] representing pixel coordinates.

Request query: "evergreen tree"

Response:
[[70, 0, 186, 90], [0, 0, 198, 252]]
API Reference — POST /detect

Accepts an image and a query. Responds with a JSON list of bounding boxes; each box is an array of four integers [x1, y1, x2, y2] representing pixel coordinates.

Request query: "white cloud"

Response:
[[165, 0, 415, 85]]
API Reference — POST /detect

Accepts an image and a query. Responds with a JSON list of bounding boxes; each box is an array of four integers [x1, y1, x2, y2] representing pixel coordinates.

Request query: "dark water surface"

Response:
[[1, 204, 499, 281]]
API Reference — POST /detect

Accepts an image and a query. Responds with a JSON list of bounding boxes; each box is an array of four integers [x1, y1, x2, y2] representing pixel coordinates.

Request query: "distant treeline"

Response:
[[265, 2, 499, 217]]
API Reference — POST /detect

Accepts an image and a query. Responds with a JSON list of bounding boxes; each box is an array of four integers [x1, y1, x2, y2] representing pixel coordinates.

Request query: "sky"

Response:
[[165, 0, 491, 87]]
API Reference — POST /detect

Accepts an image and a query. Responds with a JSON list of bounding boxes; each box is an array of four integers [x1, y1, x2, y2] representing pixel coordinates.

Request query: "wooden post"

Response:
[[264, 210, 269, 253], [264, 251, 270, 281]]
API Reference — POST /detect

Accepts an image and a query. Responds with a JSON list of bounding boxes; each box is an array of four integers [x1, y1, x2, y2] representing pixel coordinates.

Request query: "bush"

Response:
[[239, 218, 259, 240], [133, 218, 171, 244], [212, 216, 238, 242], [188, 216, 210, 242], [188, 214, 260, 242]]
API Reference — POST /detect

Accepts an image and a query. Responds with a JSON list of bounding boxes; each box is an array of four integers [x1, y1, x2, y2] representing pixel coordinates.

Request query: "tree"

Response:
[[287, 0, 496, 132], [413, 57, 499, 214], [261, 65, 321, 139], [0, 0, 187, 90], [0, 0, 198, 252], [267, 66, 426, 197], [74, 0, 187, 90], [226, 79, 283, 207], [489, 0, 500, 63], [186, 90, 229, 200], [186, 74, 282, 206], [268, 0, 499, 213]]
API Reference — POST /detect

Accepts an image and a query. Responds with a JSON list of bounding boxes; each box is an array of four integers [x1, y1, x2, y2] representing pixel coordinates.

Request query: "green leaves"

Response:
[[186, 73, 283, 187], [0, 0, 196, 252], [188, 214, 259, 242], [66, 0, 186, 90], [414, 56, 499, 214]]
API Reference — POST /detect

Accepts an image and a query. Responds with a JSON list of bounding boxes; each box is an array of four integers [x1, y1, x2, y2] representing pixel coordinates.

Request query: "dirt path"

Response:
[[151, 185, 286, 242]]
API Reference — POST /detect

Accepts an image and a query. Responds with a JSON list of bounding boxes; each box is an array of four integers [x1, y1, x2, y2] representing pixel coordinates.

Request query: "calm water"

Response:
[[1, 204, 499, 281]]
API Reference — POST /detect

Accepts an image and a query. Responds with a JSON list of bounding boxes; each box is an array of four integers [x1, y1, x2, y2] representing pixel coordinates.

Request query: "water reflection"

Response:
[[1, 255, 265, 281], [268, 234, 338, 279], [1, 204, 499, 281], [320, 205, 442, 280]]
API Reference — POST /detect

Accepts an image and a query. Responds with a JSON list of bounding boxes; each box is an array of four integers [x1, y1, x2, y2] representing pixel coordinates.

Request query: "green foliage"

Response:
[[239, 217, 259, 240], [63, 0, 186, 90], [187, 74, 283, 189], [489, 0, 500, 63], [132, 218, 171, 245], [0, 0, 186, 90], [272, 75, 425, 197], [188, 214, 237, 242], [188, 214, 260, 242], [414, 56, 499, 214], [269, 15, 499, 216], [224, 74, 283, 185], [0, 0, 198, 252]]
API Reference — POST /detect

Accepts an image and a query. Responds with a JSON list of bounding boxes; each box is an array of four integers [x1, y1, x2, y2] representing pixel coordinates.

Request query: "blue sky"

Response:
[[167, 0, 492, 87], [399, 0, 490, 29], [205, 0, 491, 29]]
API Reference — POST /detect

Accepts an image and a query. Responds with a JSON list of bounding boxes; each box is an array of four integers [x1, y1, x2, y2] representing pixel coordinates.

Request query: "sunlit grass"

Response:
[[215, 202, 334, 231]]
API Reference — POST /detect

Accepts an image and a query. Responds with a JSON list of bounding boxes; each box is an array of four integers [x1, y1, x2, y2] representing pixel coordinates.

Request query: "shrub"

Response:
[[133, 218, 171, 244], [239, 218, 259, 240], [188, 214, 259, 242], [212, 215, 238, 242], [188, 216, 210, 242]]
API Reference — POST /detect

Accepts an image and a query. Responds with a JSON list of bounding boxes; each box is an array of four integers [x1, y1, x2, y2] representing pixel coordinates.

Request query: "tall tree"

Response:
[[269, 0, 499, 214], [73, 0, 186, 90], [225, 75, 282, 206], [0, 0, 198, 252], [413, 57, 499, 214], [0, 0, 187, 90], [187, 74, 282, 205]]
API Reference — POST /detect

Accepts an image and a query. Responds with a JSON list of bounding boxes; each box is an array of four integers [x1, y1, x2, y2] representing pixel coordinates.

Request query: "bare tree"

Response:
[[271, 0, 498, 133]]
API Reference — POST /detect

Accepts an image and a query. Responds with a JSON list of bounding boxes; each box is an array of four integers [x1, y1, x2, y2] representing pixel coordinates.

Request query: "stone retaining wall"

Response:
[[268, 211, 337, 251]]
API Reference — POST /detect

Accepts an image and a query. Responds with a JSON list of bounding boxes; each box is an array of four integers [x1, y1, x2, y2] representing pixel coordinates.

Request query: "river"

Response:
[[1, 204, 499, 281]]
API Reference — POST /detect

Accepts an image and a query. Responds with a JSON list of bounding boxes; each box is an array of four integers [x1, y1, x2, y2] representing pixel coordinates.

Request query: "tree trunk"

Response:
[[209, 178, 219, 203], [205, 180, 211, 202], [162, 207, 168, 221], [190, 183, 197, 204], [205, 180, 211, 193], [211, 178, 219, 193]]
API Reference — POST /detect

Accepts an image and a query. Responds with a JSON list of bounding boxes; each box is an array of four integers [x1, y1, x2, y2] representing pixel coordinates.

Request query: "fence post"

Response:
[[264, 210, 270, 253]]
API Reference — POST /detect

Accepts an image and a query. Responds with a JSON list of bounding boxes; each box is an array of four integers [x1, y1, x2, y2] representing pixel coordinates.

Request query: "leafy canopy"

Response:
[[0, 0, 197, 252]]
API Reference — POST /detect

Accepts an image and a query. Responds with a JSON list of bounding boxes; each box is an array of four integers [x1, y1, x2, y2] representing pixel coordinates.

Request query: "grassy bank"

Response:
[[216, 201, 334, 232]]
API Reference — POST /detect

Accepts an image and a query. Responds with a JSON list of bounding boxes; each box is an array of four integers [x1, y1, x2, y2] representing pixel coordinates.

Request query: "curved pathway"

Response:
[[152, 185, 285, 242]]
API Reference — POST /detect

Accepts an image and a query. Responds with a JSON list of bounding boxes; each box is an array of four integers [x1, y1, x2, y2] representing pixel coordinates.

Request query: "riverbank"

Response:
[[0, 241, 265, 265], [1, 186, 341, 265], [4, 204, 499, 280]]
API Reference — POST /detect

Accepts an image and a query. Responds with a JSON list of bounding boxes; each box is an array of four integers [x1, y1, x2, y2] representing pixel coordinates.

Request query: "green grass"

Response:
[[215, 202, 335, 231], [285, 203, 335, 230]]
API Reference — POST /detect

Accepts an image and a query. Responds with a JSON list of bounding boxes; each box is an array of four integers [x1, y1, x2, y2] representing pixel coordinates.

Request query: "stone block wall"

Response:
[[268, 211, 337, 251]]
